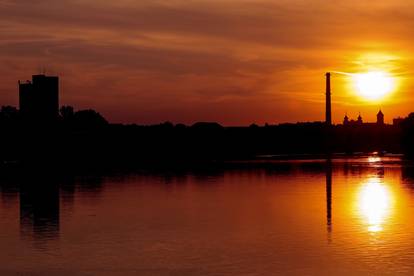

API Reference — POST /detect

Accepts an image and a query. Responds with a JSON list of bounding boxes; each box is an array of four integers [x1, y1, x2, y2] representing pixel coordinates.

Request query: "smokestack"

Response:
[[325, 72, 332, 125]]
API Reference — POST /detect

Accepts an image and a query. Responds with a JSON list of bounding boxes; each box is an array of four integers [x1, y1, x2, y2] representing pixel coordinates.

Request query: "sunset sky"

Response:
[[1, 0, 414, 125]]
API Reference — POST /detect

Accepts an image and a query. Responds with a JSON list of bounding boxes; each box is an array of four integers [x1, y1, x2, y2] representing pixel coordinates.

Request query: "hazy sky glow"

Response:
[[1, 0, 414, 124]]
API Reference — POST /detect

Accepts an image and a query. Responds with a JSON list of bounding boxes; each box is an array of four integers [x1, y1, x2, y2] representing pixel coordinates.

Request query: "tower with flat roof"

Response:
[[19, 74, 59, 121]]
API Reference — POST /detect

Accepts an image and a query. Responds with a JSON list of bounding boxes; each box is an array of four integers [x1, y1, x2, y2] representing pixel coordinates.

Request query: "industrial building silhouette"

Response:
[[19, 74, 59, 121]]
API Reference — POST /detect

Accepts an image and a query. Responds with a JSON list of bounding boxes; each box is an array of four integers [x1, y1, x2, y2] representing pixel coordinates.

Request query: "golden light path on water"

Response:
[[357, 177, 393, 233]]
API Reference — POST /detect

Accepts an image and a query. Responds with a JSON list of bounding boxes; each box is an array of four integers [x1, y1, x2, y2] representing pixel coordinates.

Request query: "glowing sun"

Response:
[[353, 71, 395, 100]]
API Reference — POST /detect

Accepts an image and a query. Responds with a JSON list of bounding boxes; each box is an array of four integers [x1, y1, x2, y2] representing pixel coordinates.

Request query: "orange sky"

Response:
[[1, 0, 414, 125]]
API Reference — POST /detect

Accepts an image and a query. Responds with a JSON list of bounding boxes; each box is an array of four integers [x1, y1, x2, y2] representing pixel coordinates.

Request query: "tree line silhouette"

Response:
[[1, 105, 414, 169]]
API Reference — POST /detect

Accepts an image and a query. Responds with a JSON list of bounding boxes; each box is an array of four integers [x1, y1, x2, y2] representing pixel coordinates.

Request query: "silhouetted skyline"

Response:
[[0, 72, 413, 170], [9, 73, 403, 127]]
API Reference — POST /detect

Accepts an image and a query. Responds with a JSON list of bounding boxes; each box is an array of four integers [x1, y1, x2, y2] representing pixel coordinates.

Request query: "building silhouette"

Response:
[[342, 113, 362, 126], [377, 110, 384, 125], [19, 74, 59, 121], [342, 111, 388, 126], [343, 113, 349, 125], [357, 113, 363, 125]]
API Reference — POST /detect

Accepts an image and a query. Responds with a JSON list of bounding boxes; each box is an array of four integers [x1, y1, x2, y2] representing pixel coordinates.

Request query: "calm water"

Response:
[[2, 157, 414, 275]]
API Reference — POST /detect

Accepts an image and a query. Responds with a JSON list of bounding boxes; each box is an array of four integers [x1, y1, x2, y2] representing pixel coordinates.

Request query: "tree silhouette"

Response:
[[72, 109, 108, 129], [60, 106, 74, 120], [0, 106, 19, 124]]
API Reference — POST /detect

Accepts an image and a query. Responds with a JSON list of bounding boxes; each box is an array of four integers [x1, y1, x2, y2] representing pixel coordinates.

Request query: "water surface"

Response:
[[1, 157, 414, 275]]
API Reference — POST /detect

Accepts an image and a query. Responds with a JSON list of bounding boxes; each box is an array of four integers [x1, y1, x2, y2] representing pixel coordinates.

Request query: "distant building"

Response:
[[343, 114, 349, 125], [340, 110, 391, 127], [342, 113, 364, 126], [357, 113, 363, 125], [377, 110, 384, 125], [19, 75, 59, 121]]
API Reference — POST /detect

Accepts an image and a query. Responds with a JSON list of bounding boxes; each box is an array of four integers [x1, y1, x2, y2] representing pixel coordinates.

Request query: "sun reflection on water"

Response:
[[358, 178, 392, 233], [367, 156, 381, 163]]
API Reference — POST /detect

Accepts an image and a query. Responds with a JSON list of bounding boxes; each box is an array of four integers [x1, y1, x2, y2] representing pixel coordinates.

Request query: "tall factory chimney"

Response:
[[325, 72, 332, 125]]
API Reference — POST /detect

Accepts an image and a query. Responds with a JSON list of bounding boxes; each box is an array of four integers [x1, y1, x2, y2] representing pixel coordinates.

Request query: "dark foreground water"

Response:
[[2, 157, 414, 275]]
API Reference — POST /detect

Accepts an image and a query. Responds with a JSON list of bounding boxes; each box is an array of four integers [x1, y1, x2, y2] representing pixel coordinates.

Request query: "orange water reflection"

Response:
[[357, 177, 393, 232], [1, 157, 414, 275]]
